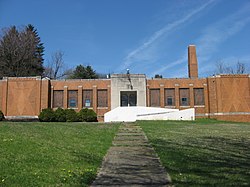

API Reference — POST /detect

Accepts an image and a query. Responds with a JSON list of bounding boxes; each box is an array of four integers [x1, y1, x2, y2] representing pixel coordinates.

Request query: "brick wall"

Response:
[[207, 75, 250, 122], [0, 81, 2, 111], [2, 77, 42, 116], [50, 79, 111, 121], [147, 78, 208, 117], [41, 78, 50, 110], [0, 75, 249, 122]]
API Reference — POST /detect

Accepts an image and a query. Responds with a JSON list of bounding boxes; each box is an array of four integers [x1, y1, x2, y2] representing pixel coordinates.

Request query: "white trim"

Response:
[[196, 112, 250, 116], [5, 116, 39, 119], [97, 107, 108, 109], [194, 105, 205, 108], [180, 106, 190, 108]]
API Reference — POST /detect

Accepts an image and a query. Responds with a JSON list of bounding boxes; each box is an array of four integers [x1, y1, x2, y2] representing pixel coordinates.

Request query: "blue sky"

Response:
[[1, 0, 250, 78]]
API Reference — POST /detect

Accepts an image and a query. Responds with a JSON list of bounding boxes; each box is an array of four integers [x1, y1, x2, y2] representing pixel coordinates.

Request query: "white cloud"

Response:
[[118, 0, 216, 72], [150, 55, 187, 77], [197, 13, 250, 56], [153, 2, 250, 77]]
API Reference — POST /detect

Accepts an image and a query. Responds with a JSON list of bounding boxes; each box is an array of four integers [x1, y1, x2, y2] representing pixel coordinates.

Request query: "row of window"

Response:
[[53, 88, 204, 108], [150, 88, 204, 107], [53, 90, 108, 108]]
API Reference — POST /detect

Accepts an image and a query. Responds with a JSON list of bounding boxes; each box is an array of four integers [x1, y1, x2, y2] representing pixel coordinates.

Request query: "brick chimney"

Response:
[[188, 45, 198, 78]]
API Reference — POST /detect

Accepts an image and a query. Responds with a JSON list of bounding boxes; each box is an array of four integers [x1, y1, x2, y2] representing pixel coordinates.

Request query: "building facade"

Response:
[[0, 45, 249, 122]]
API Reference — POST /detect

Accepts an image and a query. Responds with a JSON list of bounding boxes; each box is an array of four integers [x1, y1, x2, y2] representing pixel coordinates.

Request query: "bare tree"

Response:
[[236, 61, 246, 74], [44, 51, 71, 79], [215, 60, 247, 75], [216, 61, 225, 74]]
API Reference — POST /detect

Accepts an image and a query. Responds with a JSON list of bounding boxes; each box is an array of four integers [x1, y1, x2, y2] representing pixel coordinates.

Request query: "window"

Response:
[[120, 91, 137, 107], [53, 90, 63, 108], [194, 88, 205, 105], [167, 97, 173, 106], [180, 88, 190, 106], [97, 89, 108, 107], [150, 89, 160, 107], [165, 88, 175, 106], [68, 90, 78, 108], [83, 90, 93, 108]]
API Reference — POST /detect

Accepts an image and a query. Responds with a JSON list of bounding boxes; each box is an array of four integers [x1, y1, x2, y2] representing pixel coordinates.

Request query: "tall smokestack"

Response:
[[188, 45, 198, 78]]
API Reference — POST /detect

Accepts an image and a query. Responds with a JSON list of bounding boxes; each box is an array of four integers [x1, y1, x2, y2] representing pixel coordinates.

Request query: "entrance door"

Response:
[[120, 91, 137, 107]]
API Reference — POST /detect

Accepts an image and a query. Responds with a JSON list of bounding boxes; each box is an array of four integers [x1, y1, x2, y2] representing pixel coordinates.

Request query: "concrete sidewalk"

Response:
[[91, 123, 171, 186]]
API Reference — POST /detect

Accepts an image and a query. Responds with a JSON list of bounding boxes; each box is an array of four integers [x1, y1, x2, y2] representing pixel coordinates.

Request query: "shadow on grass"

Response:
[[151, 136, 250, 186]]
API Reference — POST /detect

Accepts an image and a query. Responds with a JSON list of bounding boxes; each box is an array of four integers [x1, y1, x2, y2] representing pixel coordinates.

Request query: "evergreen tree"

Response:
[[0, 25, 44, 78], [26, 24, 44, 74], [69, 65, 98, 79]]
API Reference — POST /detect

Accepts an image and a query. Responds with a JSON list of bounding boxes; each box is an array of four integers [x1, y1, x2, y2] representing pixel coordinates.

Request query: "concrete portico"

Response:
[[111, 74, 146, 110]]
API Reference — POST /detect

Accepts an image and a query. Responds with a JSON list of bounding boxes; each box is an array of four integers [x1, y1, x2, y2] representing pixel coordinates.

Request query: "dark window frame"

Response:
[[53, 90, 64, 108], [150, 89, 160, 107], [165, 88, 175, 106], [120, 91, 137, 107], [194, 88, 205, 106], [68, 90, 78, 108], [97, 89, 108, 107], [83, 90, 93, 108], [179, 88, 190, 106]]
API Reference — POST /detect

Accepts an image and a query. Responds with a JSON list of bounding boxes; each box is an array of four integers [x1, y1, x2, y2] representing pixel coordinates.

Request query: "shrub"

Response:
[[0, 110, 5, 121], [39, 108, 55, 122], [38, 108, 97, 122], [78, 108, 88, 122], [78, 108, 97, 122], [86, 109, 97, 122], [54, 108, 66, 122], [65, 109, 79, 122]]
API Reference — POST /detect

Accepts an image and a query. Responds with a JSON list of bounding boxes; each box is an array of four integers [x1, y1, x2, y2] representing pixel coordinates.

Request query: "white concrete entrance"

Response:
[[104, 106, 195, 122]]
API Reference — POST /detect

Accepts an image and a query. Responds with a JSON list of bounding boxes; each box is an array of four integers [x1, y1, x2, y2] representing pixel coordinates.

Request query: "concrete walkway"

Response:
[[91, 123, 171, 187]]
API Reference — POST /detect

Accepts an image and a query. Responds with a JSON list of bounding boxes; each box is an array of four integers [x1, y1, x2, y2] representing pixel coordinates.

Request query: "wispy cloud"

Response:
[[118, 0, 215, 72], [153, 2, 250, 77]]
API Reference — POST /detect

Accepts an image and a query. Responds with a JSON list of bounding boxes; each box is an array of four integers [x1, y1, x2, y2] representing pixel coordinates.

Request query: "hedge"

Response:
[[38, 108, 55, 122], [38, 108, 97, 122]]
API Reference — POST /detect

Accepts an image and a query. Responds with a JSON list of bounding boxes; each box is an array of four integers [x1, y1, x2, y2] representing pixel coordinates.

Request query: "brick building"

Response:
[[0, 45, 249, 122]]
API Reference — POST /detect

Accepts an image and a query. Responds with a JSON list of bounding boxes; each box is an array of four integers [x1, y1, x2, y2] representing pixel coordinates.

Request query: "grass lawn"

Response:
[[138, 119, 250, 186], [0, 122, 120, 186]]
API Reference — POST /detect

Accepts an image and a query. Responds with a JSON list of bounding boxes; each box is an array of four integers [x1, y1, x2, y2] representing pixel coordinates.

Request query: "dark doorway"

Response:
[[120, 91, 137, 107]]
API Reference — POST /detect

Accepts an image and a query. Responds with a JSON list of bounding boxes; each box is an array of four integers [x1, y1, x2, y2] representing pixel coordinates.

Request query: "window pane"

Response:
[[129, 93, 137, 106], [121, 93, 128, 107], [68, 90, 78, 108], [165, 88, 175, 106], [167, 97, 173, 106], [120, 91, 137, 107], [97, 90, 108, 107], [83, 90, 93, 107], [180, 88, 190, 106], [194, 88, 205, 105], [150, 89, 160, 107], [53, 90, 63, 108]]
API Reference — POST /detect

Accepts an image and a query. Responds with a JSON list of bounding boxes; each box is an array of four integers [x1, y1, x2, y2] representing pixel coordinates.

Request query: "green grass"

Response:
[[0, 122, 120, 186], [138, 119, 250, 186]]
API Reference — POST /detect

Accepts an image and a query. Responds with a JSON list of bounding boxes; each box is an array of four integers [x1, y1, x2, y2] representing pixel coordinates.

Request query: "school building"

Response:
[[0, 45, 249, 122]]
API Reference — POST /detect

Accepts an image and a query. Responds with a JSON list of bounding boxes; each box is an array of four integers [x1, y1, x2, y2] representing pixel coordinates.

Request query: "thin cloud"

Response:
[[118, 0, 215, 72], [197, 5, 250, 55], [153, 2, 250, 77], [150, 55, 186, 77]]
